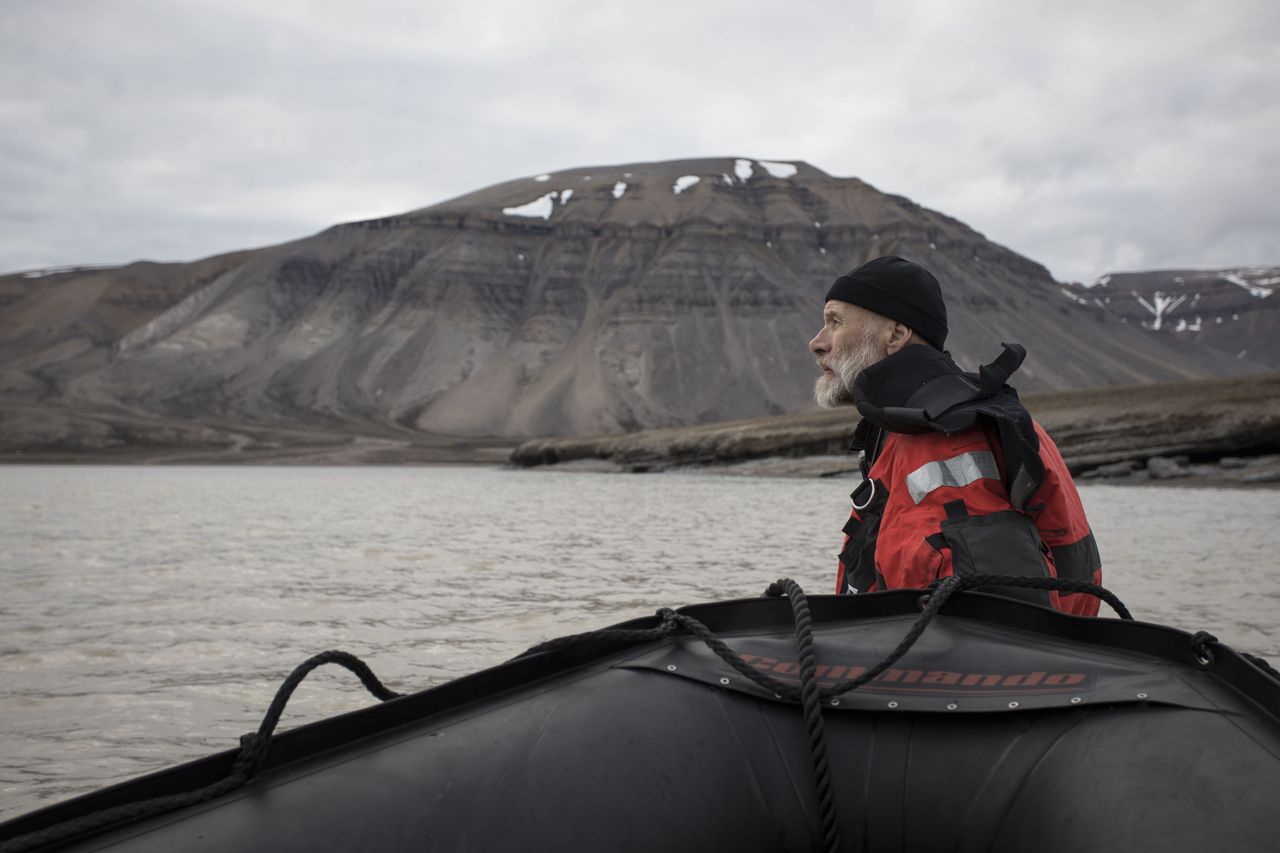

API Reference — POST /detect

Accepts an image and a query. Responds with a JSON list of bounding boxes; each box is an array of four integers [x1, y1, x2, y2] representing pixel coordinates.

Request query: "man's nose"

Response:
[[809, 329, 828, 356]]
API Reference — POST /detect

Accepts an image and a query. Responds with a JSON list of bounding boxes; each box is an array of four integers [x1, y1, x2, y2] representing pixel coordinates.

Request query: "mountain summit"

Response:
[[0, 157, 1262, 441]]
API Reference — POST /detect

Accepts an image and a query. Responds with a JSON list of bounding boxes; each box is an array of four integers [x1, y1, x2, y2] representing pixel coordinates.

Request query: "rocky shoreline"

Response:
[[510, 373, 1280, 487]]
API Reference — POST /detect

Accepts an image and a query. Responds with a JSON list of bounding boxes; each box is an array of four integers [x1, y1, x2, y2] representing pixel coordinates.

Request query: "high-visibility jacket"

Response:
[[834, 344, 1102, 617]]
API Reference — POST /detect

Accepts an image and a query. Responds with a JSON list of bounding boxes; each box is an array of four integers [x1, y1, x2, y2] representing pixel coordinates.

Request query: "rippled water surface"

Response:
[[2, 465, 1278, 820]]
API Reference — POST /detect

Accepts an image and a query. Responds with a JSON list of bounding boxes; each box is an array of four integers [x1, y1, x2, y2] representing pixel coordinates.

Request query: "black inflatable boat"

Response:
[[3, 576, 1279, 853]]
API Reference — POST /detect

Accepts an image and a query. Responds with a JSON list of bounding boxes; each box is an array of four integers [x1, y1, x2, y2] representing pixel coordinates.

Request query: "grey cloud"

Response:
[[1, 0, 1276, 281]]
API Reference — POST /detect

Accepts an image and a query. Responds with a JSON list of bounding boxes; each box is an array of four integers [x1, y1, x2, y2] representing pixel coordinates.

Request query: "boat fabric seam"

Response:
[[751, 701, 821, 846], [985, 713, 1091, 849], [954, 712, 1089, 853], [708, 691, 796, 848], [952, 721, 1034, 848]]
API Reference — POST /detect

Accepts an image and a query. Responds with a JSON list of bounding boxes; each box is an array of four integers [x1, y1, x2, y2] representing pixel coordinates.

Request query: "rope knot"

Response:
[[230, 732, 267, 782], [1190, 631, 1218, 667], [765, 580, 790, 598]]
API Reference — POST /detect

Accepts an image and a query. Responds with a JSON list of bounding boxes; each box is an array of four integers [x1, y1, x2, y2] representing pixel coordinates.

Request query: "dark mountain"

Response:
[[0, 157, 1267, 445], [1064, 268, 1279, 368]]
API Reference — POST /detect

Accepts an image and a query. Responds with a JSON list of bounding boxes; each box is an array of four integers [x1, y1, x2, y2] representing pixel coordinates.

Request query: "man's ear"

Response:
[[885, 322, 915, 354]]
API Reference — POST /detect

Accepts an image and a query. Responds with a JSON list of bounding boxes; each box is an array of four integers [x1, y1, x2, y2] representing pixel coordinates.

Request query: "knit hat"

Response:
[[824, 256, 949, 348]]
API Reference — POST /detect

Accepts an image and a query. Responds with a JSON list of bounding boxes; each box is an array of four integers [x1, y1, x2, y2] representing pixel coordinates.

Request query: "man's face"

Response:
[[809, 300, 889, 408]]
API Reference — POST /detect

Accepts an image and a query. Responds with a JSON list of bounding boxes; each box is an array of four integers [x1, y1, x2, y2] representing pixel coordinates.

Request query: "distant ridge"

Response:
[[0, 157, 1267, 448], [1066, 267, 1278, 368]]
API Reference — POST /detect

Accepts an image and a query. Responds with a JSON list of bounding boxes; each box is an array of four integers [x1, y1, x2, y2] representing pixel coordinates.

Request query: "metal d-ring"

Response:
[[852, 478, 877, 511], [1190, 631, 1218, 669]]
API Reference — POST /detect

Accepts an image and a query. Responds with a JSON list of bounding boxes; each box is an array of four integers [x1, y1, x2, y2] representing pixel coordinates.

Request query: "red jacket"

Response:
[[835, 421, 1102, 617]]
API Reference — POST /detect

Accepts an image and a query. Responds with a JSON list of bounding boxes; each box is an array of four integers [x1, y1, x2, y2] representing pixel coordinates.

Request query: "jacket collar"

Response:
[[851, 343, 1026, 435]]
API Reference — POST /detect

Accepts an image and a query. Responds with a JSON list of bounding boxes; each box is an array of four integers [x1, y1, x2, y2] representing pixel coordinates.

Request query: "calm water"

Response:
[[2, 465, 1278, 821]]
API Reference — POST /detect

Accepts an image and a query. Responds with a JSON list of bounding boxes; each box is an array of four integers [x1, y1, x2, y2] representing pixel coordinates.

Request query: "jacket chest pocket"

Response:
[[838, 478, 888, 594]]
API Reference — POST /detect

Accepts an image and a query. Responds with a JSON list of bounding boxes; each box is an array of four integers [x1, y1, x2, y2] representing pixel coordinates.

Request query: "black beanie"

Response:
[[824, 256, 948, 348]]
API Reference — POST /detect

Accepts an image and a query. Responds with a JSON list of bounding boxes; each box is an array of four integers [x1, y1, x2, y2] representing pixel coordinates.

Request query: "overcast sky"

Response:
[[2, 0, 1276, 282]]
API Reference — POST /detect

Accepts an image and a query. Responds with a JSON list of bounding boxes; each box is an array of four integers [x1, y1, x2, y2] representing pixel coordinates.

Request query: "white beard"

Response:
[[813, 330, 883, 409]]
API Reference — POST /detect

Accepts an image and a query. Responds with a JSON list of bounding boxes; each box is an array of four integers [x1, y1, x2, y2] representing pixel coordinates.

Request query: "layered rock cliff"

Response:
[[0, 157, 1267, 443]]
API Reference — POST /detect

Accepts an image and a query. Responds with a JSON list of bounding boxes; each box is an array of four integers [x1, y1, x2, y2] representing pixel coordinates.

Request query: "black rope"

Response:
[[945, 574, 1134, 620], [765, 579, 840, 853], [515, 618, 682, 659], [0, 651, 400, 853], [235, 650, 401, 776], [1190, 630, 1217, 649], [1243, 653, 1280, 681]]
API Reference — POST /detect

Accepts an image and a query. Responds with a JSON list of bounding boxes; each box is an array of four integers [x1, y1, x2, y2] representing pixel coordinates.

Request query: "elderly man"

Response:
[[810, 255, 1101, 616]]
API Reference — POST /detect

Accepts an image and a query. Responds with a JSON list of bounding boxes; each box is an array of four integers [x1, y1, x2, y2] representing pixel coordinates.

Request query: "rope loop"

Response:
[[0, 651, 400, 853], [931, 573, 1134, 620], [514, 609, 683, 659]]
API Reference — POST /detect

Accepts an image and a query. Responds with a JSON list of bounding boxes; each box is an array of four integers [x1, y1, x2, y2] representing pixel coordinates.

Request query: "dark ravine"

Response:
[[509, 373, 1280, 486]]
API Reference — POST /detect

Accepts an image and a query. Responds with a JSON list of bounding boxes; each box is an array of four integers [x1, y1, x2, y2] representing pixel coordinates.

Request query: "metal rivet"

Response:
[[1008, 701, 1019, 709], [1137, 692, 1148, 699], [666, 664, 677, 672], [887, 701, 899, 709], [719, 677, 730, 685], [830, 699, 840, 707], [1070, 697, 1082, 704], [946, 703, 958, 711]]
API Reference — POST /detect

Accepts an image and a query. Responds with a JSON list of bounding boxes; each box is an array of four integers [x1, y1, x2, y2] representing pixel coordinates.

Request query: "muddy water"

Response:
[[2, 465, 1277, 820]]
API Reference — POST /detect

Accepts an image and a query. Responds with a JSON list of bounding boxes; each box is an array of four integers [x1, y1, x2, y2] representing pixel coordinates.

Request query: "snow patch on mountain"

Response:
[[503, 193, 557, 219], [759, 160, 797, 179], [1133, 290, 1187, 331], [1222, 272, 1273, 298], [672, 175, 700, 194]]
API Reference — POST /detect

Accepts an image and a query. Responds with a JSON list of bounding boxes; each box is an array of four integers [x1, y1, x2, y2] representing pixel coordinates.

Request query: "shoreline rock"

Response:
[[510, 372, 1280, 487]]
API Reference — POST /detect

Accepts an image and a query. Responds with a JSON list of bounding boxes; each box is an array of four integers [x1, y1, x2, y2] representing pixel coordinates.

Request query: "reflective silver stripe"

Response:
[[905, 451, 1000, 504]]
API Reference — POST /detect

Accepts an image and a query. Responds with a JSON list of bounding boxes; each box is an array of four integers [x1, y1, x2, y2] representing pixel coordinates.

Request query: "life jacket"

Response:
[[835, 343, 1102, 617]]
